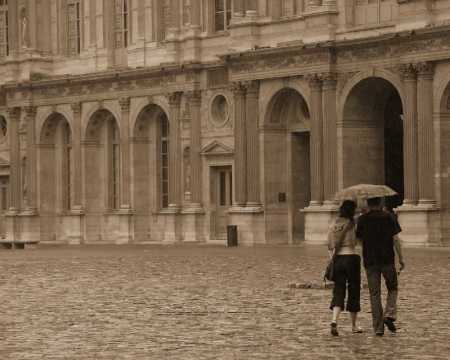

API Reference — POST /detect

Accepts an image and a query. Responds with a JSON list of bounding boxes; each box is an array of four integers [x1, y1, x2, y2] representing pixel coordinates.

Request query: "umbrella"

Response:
[[334, 184, 397, 201]]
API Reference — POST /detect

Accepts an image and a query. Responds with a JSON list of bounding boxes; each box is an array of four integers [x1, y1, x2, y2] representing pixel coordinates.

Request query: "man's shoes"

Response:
[[330, 322, 339, 336], [384, 318, 397, 333]]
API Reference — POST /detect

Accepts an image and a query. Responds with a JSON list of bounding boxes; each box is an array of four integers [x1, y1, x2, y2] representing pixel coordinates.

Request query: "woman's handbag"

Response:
[[323, 220, 352, 282]]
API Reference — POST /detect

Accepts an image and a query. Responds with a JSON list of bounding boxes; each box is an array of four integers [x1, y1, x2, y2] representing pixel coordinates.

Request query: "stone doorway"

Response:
[[263, 88, 311, 244], [342, 77, 404, 206], [210, 166, 232, 240]]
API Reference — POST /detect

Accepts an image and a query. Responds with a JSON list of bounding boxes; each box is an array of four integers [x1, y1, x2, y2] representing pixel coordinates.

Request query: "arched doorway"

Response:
[[264, 88, 311, 244], [38, 113, 73, 239], [342, 77, 404, 207], [83, 109, 120, 241], [133, 104, 169, 241]]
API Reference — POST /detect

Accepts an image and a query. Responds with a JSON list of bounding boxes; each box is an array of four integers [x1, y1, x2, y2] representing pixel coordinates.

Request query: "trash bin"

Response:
[[227, 225, 238, 247]]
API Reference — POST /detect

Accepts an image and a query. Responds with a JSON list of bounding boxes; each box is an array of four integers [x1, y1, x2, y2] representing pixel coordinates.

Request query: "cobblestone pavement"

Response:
[[0, 244, 449, 360]]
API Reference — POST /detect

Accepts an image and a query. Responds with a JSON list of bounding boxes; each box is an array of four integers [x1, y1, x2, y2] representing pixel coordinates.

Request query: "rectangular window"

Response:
[[67, 0, 81, 55], [115, 0, 129, 48], [214, 0, 231, 32], [0, 0, 8, 59]]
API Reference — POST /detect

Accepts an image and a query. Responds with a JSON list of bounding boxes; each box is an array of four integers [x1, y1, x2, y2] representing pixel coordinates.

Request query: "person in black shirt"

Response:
[[356, 196, 405, 336]]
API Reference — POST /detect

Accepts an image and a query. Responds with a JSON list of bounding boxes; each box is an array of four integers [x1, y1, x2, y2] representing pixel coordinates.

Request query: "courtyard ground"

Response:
[[0, 244, 449, 360]]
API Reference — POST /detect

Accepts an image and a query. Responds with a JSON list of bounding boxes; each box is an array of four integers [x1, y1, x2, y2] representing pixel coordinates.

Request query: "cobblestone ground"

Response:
[[0, 244, 449, 360]]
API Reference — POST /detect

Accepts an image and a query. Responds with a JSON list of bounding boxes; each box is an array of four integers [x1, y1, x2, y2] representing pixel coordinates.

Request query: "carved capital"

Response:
[[6, 107, 21, 121], [416, 61, 434, 78], [185, 90, 202, 106], [119, 97, 131, 112], [71, 102, 82, 116], [305, 74, 323, 91], [230, 82, 246, 97], [399, 63, 417, 81], [23, 106, 37, 119], [242, 80, 260, 97], [167, 92, 183, 107]]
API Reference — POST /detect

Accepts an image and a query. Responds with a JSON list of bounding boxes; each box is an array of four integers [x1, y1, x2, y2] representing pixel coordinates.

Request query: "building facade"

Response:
[[1, 0, 450, 246]]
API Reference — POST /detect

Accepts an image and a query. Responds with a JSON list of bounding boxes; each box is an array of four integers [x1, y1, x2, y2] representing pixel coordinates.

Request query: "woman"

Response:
[[327, 200, 362, 336]]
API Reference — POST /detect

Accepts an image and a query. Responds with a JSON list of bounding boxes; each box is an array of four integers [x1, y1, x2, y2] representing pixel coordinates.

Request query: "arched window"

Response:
[[214, 0, 232, 32], [355, 0, 394, 26], [115, 0, 129, 48], [67, 0, 81, 55], [62, 122, 73, 210], [0, 0, 8, 59], [109, 119, 121, 210], [160, 114, 169, 209]]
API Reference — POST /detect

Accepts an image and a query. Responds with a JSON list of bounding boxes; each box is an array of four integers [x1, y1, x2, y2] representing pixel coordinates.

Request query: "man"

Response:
[[356, 196, 405, 336]]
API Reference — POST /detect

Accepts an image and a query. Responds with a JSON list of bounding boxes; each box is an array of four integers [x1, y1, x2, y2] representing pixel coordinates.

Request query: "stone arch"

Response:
[[261, 81, 310, 128], [338, 69, 405, 122], [130, 96, 171, 135], [82, 103, 121, 141], [38, 112, 72, 145], [133, 103, 168, 139], [84, 108, 120, 142]]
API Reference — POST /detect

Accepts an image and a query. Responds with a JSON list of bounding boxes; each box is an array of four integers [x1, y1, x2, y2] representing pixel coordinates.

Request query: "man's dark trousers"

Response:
[[365, 263, 398, 334]]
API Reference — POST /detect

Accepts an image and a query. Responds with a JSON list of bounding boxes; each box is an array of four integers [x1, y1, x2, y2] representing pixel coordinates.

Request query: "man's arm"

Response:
[[393, 235, 405, 271]]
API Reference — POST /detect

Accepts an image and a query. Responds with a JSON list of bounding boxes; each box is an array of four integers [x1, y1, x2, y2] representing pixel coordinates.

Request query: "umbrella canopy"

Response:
[[334, 184, 397, 201]]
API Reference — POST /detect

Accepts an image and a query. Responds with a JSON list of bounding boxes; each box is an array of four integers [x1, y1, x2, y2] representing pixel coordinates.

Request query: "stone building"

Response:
[[0, 0, 450, 247]]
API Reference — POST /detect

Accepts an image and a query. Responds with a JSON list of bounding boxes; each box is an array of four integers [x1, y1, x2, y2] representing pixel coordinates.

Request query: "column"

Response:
[[232, 82, 247, 206], [71, 102, 83, 211], [190, 0, 201, 30], [23, 106, 37, 212], [401, 64, 418, 205], [416, 62, 436, 205], [269, 0, 282, 19], [186, 90, 203, 208], [7, 107, 21, 212], [308, 75, 324, 206], [168, 92, 183, 209], [246, 0, 258, 16], [322, 73, 337, 204], [244, 80, 260, 206], [119, 97, 132, 210]]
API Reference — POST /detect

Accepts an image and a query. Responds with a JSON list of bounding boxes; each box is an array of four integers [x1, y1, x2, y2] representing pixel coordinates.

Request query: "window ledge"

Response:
[[337, 22, 395, 35]]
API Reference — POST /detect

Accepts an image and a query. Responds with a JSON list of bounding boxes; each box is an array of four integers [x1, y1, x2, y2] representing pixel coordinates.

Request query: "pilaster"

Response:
[[416, 61, 436, 206], [7, 107, 21, 213], [119, 97, 132, 211], [400, 64, 419, 205], [243, 80, 261, 207], [231, 82, 247, 206], [71, 102, 84, 213], [168, 91, 183, 211], [307, 74, 324, 206], [322, 72, 338, 204], [23, 106, 37, 214]]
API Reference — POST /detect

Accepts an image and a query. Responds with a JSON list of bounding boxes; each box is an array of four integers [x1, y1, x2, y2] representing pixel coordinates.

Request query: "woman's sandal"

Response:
[[330, 322, 339, 336], [352, 327, 363, 334]]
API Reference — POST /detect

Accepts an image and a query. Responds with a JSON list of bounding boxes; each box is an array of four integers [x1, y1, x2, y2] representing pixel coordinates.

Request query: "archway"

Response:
[[132, 104, 169, 241], [38, 113, 73, 217], [263, 88, 311, 244], [342, 77, 404, 207]]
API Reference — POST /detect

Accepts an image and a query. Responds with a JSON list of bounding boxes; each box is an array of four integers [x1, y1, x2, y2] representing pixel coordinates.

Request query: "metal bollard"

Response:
[[227, 225, 238, 247]]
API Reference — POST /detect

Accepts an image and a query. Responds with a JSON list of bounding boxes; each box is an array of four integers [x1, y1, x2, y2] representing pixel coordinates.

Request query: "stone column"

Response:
[[401, 64, 418, 205], [7, 107, 21, 213], [244, 80, 260, 206], [168, 92, 183, 209], [71, 102, 83, 211], [23, 106, 37, 213], [308, 75, 324, 206], [322, 73, 338, 204], [119, 97, 132, 210], [416, 62, 436, 205], [232, 82, 247, 206], [186, 90, 203, 208]]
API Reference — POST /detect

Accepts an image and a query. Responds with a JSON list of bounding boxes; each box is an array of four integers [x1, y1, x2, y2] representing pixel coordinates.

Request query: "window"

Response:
[[214, 0, 232, 32], [160, 114, 169, 208], [115, 0, 129, 48], [62, 122, 73, 210], [110, 120, 121, 210], [355, 0, 394, 26], [0, 0, 8, 59]]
